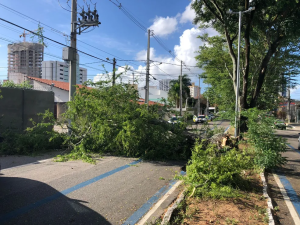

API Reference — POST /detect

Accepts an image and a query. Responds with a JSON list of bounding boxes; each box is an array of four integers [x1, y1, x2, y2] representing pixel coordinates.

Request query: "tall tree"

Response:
[[168, 74, 192, 108], [192, 0, 300, 109]]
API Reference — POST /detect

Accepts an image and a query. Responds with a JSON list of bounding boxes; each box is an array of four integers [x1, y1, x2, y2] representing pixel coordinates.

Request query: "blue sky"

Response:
[[0, 0, 216, 92]]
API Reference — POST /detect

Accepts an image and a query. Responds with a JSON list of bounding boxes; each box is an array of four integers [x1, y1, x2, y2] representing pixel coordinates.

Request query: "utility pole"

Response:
[[227, 7, 255, 138], [68, 0, 77, 101], [207, 96, 209, 115], [145, 29, 151, 108], [198, 76, 201, 115], [180, 60, 183, 116], [132, 72, 134, 84], [112, 58, 116, 86], [64, 0, 101, 100], [288, 70, 291, 123]]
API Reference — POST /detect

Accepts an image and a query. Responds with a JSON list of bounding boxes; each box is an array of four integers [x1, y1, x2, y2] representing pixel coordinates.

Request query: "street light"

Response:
[[227, 6, 255, 138]]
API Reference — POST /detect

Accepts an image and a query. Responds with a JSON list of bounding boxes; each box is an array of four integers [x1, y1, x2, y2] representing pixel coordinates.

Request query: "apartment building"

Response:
[[8, 42, 44, 84], [188, 82, 200, 98], [42, 57, 87, 84]]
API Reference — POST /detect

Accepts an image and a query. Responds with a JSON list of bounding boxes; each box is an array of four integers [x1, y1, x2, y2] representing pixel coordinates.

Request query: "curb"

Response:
[[161, 189, 186, 225], [260, 171, 275, 225]]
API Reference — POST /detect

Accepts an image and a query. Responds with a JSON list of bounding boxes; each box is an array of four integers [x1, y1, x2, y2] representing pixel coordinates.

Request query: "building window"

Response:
[[60, 65, 64, 67], [60, 69, 63, 71], [60, 77, 63, 80], [60, 73, 63, 75]]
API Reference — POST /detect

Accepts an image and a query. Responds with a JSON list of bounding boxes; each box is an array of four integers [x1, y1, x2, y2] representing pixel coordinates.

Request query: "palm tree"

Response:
[[168, 74, 191, 108]]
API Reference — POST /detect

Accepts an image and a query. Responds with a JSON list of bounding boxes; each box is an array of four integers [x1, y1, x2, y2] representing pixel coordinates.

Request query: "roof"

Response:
[[27, 76, 90, 91], [27, 77, 163, 106], [138, 98, 164, 106]]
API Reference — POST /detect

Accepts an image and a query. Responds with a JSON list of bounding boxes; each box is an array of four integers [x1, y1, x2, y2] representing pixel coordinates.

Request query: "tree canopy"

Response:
[[168, 74, 192, 108], [192, 0, 300, 109]]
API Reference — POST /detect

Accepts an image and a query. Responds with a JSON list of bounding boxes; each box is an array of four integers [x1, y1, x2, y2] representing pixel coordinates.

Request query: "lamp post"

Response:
[[227, 6, 255, 138]]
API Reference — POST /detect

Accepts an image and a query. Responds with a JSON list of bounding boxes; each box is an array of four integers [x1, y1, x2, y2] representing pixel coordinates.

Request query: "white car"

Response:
[[193, 115, 207, 123]]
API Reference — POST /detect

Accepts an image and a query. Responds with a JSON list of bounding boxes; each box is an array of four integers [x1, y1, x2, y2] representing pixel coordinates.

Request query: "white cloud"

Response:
[[93, 65, 136, 83], [180, 2, 196, 24], [174, 27, 203, 66], [148, 16, 178, 37]]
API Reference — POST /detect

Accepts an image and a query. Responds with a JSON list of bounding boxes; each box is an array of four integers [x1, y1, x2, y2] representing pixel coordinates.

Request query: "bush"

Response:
[[55, 81, 190, 162], [183, 140, 251, 198], [242, 108, 287, 169], [0, 110, 65, 155]]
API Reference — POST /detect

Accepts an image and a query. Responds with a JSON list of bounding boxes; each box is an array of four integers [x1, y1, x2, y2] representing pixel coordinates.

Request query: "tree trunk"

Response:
[[250, 37, 282, 108]]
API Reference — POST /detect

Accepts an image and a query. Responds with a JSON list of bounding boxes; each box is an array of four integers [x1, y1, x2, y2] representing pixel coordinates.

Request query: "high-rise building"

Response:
[[188, 82, 200, 98], [41, 57, 87, 84], [159, 79, 171, 92], [8, 42, 44, 84]]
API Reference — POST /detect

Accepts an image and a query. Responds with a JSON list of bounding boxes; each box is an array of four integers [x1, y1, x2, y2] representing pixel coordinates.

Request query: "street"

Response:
[[0, 121, 229, 225], [267, 127, 300, 225]]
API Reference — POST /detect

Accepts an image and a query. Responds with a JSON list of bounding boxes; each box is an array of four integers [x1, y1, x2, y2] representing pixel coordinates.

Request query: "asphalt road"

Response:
[[0, 121, 230, 225], [267, 128, 300, 225]]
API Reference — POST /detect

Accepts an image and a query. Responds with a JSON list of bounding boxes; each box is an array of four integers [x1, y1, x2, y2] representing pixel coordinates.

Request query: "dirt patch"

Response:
[[169, 173, 268, 225]]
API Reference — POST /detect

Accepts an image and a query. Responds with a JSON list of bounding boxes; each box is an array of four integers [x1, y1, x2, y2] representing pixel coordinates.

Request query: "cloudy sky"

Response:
[[0, 0, 219, 91]]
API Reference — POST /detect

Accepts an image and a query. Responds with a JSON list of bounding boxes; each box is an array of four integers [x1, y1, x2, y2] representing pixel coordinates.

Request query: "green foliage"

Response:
[[242, 108, 287, 169], [0, 110, 64, 155], [1, 80, 33, 89], [56, 80, 189, 162], [168, 74, 191, 108], [183, 140, 251, 199], [192, 0, 300, 109]]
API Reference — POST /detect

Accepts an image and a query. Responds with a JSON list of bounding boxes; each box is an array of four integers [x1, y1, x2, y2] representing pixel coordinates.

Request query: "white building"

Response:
[[159, 79, 171, 92], [188, 82, 200, 98], [42, 58, 87, 84], [138, 86, 168, 103]]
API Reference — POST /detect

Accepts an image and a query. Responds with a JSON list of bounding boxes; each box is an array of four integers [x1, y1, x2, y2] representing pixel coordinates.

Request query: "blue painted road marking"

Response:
[[287, 144, 300, 154], [0, 159, 142, 223], [224, 125, 230, 133], [274, 144, 300, 218], [277, 173, 300, 217], [123, 171, 186, 225]]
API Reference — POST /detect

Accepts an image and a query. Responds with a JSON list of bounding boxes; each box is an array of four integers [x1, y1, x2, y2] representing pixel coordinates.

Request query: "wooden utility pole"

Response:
[[112, 58, 116, 86], [180, 60, 182, 116], [68, 0, 77, 101], [198, 76, 201, 115], [145, 29, 151, 108]]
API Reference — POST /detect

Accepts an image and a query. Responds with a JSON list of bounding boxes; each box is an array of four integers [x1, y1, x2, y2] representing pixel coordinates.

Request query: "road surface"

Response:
[[0, 120, 230, 225]]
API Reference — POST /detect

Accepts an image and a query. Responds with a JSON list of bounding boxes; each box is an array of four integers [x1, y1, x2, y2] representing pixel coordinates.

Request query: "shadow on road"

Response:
[[0, 150, 66, 170], [0, 177, 111, 225]]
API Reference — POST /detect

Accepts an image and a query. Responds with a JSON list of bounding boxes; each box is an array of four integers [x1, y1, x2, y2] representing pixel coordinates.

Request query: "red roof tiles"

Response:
[[27, 76, 90, 91]]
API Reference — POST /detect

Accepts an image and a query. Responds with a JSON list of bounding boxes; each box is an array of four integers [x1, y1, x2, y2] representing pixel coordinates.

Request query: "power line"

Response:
[[108, 0, 193, 71], [0, 3, 128, 61], [0, 18, 202, 79]]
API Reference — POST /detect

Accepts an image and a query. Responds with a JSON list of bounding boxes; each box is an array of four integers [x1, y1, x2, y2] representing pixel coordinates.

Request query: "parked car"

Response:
[[193, 115, 207, 123], [168, 117, 180, 124], [209, 114, 215, 120], [273, 119, 286, 130]]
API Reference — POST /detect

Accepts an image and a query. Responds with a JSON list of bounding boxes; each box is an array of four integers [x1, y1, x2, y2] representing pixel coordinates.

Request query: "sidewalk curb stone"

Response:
[[161, 189, 186, 225], [260, 171, 275, 225]]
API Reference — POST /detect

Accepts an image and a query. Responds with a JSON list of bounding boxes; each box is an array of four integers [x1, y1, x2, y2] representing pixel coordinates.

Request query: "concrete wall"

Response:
[[0, 87, 54, 131], [32, 81, 69, 102]]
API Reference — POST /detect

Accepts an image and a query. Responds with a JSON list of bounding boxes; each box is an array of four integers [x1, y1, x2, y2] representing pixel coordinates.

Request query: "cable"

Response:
[[0, 3, 128, 61], [0, 18, 200, 79], [108, 0, 194, 72]]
